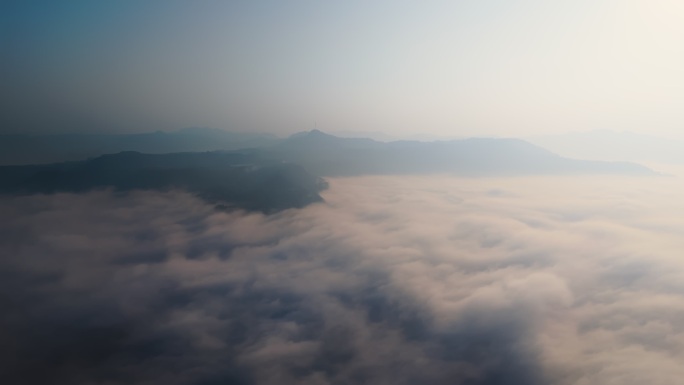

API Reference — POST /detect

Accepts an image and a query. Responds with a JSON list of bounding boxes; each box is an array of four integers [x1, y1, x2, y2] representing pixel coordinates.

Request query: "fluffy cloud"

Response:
[[1, 175, 684, 385]]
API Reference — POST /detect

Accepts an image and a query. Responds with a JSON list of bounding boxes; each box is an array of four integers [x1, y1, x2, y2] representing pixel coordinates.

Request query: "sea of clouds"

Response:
[[2, 174, 684, 385]]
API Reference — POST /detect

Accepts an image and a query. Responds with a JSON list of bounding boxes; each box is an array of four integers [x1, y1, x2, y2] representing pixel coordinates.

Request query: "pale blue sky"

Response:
[[2, 0, 683, 138]]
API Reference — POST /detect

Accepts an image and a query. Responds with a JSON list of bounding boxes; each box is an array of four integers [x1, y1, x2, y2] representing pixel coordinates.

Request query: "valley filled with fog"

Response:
[[3, 173, 683, 385], [5, 1, 684, 383]]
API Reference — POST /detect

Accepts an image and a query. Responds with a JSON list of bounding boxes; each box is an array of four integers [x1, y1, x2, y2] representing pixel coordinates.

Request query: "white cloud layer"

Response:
[[2, 175, 684, 384]]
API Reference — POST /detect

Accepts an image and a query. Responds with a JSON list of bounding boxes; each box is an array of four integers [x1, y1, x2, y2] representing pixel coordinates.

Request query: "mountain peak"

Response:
[[289, 129, 336, 140]]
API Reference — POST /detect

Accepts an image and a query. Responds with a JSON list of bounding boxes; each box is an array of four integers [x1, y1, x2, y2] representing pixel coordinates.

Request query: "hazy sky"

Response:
[[2, 0, 683, 138]]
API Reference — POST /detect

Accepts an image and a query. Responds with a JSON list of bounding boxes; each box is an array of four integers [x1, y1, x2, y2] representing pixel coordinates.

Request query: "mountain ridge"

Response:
[[0, 152, 328, 213], [265, 130, 656, 177]]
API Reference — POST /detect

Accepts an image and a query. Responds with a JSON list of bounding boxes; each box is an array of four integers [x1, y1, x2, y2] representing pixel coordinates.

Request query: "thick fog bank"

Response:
[[2, 175, 684, 385]]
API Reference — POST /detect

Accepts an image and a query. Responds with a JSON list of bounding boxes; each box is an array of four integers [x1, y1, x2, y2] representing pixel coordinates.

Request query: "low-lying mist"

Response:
[[2, 175, 684, 385]]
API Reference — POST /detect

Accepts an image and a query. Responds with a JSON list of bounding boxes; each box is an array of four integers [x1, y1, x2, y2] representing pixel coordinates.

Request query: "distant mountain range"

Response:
[[0, 128, 656, 175], [0, 129, 657, 211], [260, 130, 655, 177], [0, 127, 278, 165]]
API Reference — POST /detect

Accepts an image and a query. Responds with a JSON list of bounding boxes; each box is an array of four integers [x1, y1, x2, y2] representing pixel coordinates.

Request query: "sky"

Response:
[[2, 0, 684, 138]]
